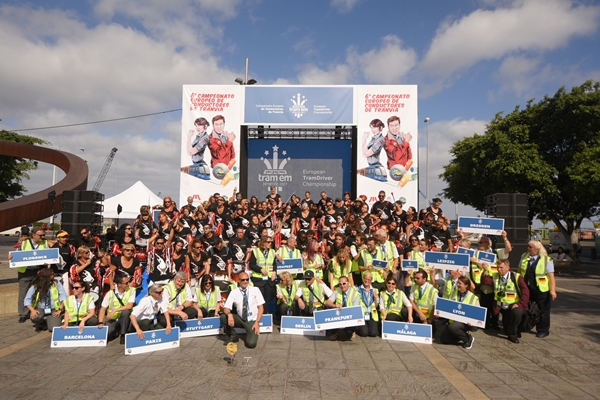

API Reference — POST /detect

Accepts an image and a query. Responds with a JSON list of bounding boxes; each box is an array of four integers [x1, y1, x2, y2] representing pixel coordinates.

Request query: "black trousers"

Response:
[[252, 279, 274, 313], [356, 317, 379, 337], [440, 321, 470, 345], [199, 307, 216, 318], [132, 314, 168, 331], [219, 313, 260, 348], [277, 301, 296, 317], [106, 310, 131, 339], [170, 306, 198, 324], [529, 287, 552, 334], [499, 306, 524, 336]]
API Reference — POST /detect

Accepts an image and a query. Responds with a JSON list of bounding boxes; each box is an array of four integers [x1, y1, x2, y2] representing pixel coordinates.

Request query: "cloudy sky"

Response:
[[1, 0, 599, 224]]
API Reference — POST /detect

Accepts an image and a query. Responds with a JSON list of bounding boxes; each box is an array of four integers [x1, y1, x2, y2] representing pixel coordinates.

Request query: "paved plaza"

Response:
[[1, 241, 599, 399]]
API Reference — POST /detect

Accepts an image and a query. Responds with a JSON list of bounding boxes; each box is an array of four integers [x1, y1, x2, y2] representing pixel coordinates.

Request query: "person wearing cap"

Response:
[[51, 230, 76, 285], [295, 270, 335, 316], [334, 198, 347, 216], [130, 284, 172, 338]]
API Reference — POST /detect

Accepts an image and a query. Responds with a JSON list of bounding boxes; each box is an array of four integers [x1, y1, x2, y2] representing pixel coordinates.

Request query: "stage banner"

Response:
[[280, 316, 326, 336], [276, 258, 304, 275], [401, 259, 419, 272], [355, 85, 418, 211], [313, 306, 364, 330], [247, 138, 351, 202], [124, 327, 180, 355], [10, 249, 60, 268], [180, 85, 244, 207], [244, 86, 354, 125], [234, 314, 273, 334], [51, 326, 108, 348], [176, 317, 221, 338], [435, 297, 486, 328], [425, 251, 470, 272], [458, 217, 505, 235], [381, 321, 432, 344]]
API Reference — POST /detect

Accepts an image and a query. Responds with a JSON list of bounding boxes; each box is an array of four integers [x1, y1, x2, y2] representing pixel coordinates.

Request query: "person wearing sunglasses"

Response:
[[24, 268, 67, 332], [220, 272, 264, 348], [61, 282, 98, 331], [194, 274, 221, 318], [275, 271, 298, 317], [249, 238, 277, 308], [111, 224, 136, 257], [69, 245, 101, 302], [380, 277, 412, 324], [130, 284, 172, 339], [328, 276, 361, 341], [111, 243, 142, 289], [98, 274, 135, 344], [294, 270, 335, 317], [147, 235, 175, 286]]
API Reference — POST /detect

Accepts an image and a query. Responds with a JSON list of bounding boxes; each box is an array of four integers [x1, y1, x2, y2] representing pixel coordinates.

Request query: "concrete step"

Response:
[[0, 283, 18, 315]]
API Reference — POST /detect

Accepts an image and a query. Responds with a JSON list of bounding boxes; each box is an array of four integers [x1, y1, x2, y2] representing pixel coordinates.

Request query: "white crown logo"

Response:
[[289, 93, 308, 118]]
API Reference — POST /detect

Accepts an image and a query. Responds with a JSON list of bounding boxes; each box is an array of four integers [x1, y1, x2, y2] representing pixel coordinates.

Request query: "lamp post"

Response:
[[235, 58, 257, 85], [424, 117, 430, 208]]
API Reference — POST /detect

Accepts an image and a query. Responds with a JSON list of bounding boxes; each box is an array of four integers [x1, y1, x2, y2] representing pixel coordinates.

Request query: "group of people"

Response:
[[11, 188, 557, 350]]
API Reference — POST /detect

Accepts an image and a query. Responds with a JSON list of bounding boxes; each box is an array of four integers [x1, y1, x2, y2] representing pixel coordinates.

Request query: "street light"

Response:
[[424, 117, 430, 208], [234, 58, 257, 85]]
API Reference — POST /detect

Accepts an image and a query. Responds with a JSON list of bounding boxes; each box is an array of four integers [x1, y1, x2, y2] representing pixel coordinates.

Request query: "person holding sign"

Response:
[[405, 269, 438, 329], [375, 229, 399, 279], [294, 270, 334, 316], [194, 274, 221, 318], [358, 237, 387, 291], [481, 259, 529, 344], [518, 241, 556, 339], [24, 268, 67, 333], [275, 235, 303, 279], [163, 271, 198, 322], [356, 272, 380, 337], [379, 277, 413, 324], [329, 249, 353, 290], [249, 238, 277, 310], [98, 274, 135, 344], [61, 282, 98, 331], [220, 272, 265, 348], [440, 276, 479, 349], [129, 284, 172, 338], [276, 272, 299, 317], [328, 276, 360, 341]]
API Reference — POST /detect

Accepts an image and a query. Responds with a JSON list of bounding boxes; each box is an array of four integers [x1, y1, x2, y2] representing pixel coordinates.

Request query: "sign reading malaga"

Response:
[[458, 216, 504, 235], [51, 326, 108, 348], [313, 306, 364, 330], [424, 251, 469, 271], [435, 298, 487, 328], [10, 249, 60, 268], [381, 321, 432, 344]]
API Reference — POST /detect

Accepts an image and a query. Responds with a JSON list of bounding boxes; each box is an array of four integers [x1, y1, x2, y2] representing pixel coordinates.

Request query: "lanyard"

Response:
[[204, 291, 211, 305], [75, 297, 83, 321], [360, 287, 373, 309]]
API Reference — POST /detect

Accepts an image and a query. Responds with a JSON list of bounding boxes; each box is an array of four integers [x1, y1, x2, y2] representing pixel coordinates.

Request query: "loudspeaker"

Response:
[[61, 213, 103, 225], [62, 190, 104, 236], [62, 201, 103, 213]]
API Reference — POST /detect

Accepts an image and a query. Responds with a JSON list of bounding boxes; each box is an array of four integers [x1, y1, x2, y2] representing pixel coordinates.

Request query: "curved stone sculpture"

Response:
[[0, 141, 88, 231]]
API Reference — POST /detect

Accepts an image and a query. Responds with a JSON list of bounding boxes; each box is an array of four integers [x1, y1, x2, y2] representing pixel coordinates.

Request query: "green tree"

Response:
[[0, 130, 48, 202], [441, 81, 600, 261]]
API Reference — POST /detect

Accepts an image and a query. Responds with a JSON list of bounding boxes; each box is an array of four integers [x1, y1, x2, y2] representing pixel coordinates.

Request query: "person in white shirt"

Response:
[[130, 284, 172, 339], [98, 274, 135, 344], [162, 271, 198, 322], [220, 272, 265, 348], [294, 270, 334, 316], [403, 269, 439, 330]]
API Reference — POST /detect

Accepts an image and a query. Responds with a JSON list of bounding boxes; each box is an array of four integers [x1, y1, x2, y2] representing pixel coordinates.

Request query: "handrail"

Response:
[[0, 141, 88, 231]]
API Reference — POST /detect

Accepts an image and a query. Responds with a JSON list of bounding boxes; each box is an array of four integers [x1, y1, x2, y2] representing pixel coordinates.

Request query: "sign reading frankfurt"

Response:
[[280, 316, 326, 336], [176, 317, 221, 338], [424, 251, 470, 272], [51, 326, 108, 348], [381, 321, 432, 344], [313, 306, 364, 330], [124, 327, 180, 355], [458, 217, 504, 235], [276, 258, 303, 274], [435, 297, 487, 328], [10, 249, 61, 268]]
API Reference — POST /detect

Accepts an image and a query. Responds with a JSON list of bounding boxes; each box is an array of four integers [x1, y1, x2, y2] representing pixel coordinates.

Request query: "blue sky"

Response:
[[1, 0, 599, 226]]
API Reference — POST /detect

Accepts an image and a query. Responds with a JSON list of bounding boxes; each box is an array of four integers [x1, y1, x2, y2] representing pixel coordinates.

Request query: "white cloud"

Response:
[[421, 0, 600, 79], [296, 63, 354, 85], [331, 0, 361, 13], [350, 35, 417, 84]]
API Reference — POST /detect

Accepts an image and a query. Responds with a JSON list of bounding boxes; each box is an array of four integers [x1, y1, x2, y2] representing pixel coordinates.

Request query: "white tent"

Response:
[[102, 181, 162, 219]]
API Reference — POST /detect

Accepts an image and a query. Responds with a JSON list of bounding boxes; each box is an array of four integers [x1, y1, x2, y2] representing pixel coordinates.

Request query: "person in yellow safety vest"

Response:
[[24, 268, 67, 332], [329, 249, 354, 290], [356, 272, 380, 337], [249, 238, 277, 311], [438, 269, 461, 300], [481, 258, 530, 344], [303, 239, 325, 280], [328, 276, 361, 341], [98, 273, 135, 344], [294, 270, 334, 316], [350, 234, 367, 286], [195, 274, 222, 318], [380, 277, 413, 323], [276, 271, 299, 317], [407, 239, 430, 284], [405, 269, 439, 331], [375, 229, 399, 277], [163, 271, 198, 323], [275, 235, 303, 279], [358, 237, 389, 291], [61, 281, 98, 330], [519, 240, 556, 339], [440, 275, 480, 349], [11, 227, 56, 323]]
